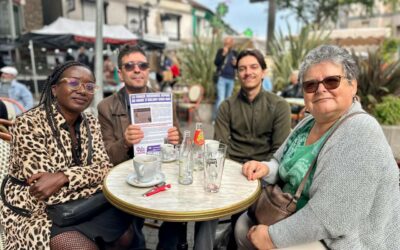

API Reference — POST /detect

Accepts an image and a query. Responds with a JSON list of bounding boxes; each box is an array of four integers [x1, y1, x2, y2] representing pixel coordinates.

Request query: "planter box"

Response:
[[381, 125, 400, 160]]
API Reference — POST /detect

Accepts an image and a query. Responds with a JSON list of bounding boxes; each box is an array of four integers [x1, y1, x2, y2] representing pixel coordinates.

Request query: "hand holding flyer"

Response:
[[129, 92, 173, 155]]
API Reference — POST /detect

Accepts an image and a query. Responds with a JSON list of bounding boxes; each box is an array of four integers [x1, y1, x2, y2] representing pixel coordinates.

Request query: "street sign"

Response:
[[249, 0, 266, 2]]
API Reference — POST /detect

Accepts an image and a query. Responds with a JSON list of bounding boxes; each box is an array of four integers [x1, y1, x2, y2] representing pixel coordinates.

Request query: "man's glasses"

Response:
[[302, 75, 344, 93], [59, 78, 99, 94], [122, 61, 150, 72]]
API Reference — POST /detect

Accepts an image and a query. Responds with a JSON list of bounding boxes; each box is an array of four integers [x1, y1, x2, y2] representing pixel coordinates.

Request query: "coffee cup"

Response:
[[133, 154, 160, 183], [205, 139, 220, 153]]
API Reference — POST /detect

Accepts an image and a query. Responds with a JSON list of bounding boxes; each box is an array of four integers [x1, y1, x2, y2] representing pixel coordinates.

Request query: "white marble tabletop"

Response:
[[103, 159, 261, 222], [284, 97, 305, 106]]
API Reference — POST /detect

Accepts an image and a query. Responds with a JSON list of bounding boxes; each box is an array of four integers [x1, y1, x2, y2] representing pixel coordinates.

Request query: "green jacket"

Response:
[[214, 89, 291, 163]]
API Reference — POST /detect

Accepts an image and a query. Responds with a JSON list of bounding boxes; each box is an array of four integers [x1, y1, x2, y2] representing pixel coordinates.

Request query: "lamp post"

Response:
[[92, 0, 104, 115], [28, 40, 39, 100], [249, 0, 276, 55]]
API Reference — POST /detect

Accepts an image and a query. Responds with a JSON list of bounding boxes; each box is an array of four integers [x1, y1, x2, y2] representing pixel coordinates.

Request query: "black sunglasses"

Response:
[[302, 75, 344, 93], [122, 61, 150, 71]]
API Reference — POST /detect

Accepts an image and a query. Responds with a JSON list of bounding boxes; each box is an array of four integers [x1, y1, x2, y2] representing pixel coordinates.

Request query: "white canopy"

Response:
[[32, 17, 138, 42]]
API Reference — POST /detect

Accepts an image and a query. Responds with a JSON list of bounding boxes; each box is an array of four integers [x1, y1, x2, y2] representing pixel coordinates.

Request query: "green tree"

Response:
[[178, 36, 221, 100], [269, 25, 329, 91], [210, 2, 229, 35], [382, 38, 400, 63], [276, 0, 375, 28], [353, 49, 400, 113]]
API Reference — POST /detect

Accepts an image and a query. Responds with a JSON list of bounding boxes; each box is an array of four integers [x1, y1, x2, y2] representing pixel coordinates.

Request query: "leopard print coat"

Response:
[[0, 104, 112, 250]]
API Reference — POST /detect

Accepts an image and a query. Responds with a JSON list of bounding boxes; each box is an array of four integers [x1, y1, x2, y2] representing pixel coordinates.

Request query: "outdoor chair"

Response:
[[0, 126, 11, 250], [177, 84, 204, 125], [0, 97, 25, 118]]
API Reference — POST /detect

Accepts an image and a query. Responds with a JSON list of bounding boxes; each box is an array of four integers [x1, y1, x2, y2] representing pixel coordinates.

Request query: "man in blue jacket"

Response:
[[214, 37, 237, 119], [0, 66, 33, 113]]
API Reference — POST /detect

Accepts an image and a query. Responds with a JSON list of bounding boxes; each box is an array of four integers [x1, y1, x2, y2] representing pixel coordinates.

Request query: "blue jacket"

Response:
[[9, 80, 34, 113]]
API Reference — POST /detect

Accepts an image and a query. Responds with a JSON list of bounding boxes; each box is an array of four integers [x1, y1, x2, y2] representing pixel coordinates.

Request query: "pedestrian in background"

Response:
[[281, 70, 304, 115], [65, 48, 75, 62], [214, 36, 237, 119], [77, 46, 90, 66], [0, 66, 33, 113], [281, 70, 302, 98]]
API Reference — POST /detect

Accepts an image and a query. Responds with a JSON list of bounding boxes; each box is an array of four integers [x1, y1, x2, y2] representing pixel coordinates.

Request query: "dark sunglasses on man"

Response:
[[122, 61, 150, 72], [302, 75, 345, 93]]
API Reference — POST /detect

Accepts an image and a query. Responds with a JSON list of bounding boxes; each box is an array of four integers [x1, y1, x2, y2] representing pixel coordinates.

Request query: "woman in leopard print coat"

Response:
[[1, 61, 133, 249]]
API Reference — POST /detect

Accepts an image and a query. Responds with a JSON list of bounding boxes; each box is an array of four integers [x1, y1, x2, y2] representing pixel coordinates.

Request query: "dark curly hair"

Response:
[[39, 60, 94, 162]]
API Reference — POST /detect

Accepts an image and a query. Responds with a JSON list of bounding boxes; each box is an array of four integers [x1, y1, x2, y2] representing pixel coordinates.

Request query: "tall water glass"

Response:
[[204, 142, 227, 192]]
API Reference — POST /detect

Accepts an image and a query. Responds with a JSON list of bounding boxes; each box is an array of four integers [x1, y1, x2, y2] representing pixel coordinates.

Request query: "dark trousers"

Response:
[[131, 216, 146, 250], [157, 222, 188, 250], [227, 211, 245, 250]]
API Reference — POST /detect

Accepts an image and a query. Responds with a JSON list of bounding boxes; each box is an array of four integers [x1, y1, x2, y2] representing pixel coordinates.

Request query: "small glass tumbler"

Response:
[[161, 143, 177, 162], [204, 142, 227, 193]]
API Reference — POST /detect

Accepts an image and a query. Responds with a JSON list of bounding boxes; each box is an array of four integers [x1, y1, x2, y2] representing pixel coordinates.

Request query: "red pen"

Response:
[[143, 184, 171, 197]]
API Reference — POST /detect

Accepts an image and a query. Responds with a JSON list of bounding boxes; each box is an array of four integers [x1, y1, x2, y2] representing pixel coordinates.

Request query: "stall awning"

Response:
[[20, 17, 138, 48], [33, 17, 138, 43]]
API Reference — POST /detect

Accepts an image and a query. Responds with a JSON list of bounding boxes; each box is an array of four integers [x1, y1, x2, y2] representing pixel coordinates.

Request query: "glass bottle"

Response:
[[178, 130, 193, 185], [192, 123, 204, 171]]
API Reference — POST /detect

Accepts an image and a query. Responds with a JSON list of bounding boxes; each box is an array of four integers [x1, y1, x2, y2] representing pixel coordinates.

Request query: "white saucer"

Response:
[[162, 157, 176, 163], [126, 172, 166, 188]]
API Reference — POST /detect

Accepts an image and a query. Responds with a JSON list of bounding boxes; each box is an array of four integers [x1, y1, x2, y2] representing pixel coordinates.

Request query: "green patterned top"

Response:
[[279, 119, 332, 210]]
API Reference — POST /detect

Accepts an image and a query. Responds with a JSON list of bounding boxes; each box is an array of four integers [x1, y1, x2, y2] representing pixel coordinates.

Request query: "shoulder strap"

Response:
[[218, 50, 231, 74], [294, 111, 366, 199], [82, 113, 93, 165]]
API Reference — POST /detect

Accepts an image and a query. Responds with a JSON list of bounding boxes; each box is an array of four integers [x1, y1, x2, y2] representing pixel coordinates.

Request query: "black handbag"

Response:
[[46, 192, 110, 227], [248, 112, 365, 225]]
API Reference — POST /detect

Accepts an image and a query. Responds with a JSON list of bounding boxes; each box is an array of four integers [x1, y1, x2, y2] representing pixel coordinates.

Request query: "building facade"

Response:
[[343, 0, 399, 38]]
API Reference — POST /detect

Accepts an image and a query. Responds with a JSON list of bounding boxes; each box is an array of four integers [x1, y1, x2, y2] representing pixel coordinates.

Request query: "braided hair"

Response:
[[40, 61, 94, 162]]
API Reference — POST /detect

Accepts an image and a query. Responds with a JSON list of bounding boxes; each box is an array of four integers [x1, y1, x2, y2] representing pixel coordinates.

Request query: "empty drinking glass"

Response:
[[204, 142, 227, 192]]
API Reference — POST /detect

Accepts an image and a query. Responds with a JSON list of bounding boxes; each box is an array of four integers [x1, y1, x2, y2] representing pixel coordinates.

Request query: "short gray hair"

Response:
[[298, 45, 359, 84]]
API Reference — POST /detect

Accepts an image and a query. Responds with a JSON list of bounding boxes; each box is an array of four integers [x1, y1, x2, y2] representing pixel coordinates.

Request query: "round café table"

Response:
[[103, 159, 261, 222]]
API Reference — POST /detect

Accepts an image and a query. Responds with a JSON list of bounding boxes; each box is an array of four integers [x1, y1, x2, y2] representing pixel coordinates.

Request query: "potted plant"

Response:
[[354, 48, 400, 113], [269, 25, 329, 91], [372, 95, 400, 160]]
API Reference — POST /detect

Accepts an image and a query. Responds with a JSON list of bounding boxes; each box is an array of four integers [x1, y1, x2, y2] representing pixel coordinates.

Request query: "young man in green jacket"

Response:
[[198, 49, 291, 249]]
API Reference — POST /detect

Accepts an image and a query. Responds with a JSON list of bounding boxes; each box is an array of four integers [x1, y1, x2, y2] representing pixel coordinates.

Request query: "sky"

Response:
[[196, 0, 301, 39]]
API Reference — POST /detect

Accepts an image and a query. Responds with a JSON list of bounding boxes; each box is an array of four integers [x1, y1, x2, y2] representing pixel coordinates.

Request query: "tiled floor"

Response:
[[142, 219, 231, 250]]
